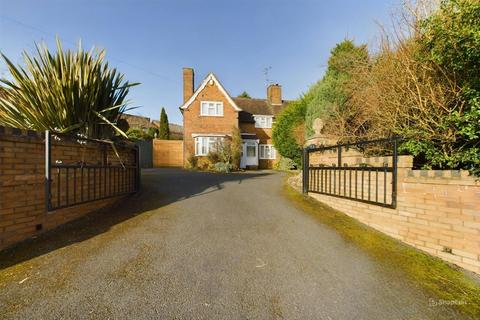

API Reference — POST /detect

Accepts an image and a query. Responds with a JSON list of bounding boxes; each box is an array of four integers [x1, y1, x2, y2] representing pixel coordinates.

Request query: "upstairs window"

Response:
[[200, 101, 223, 116], [259, 144, 276, 159], [254, 116, 273, 128]]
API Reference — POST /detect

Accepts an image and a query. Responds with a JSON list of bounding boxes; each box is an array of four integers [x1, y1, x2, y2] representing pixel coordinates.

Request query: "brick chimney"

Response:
[[267, 84, 282, 105], [183, 67, 194, 103]]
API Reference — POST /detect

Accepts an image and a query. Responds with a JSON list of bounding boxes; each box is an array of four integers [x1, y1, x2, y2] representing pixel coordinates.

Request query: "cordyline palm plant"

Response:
[[0, 38, 138, 139]]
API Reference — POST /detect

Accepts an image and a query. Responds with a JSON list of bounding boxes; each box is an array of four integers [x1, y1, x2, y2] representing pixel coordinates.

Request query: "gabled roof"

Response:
[[151, 121, 184, 134], [180, 73, 242, 111], [234, 98, 290, 123]]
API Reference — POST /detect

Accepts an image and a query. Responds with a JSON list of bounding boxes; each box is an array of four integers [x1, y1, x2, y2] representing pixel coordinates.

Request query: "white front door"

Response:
[[240, 140, 259, 168]]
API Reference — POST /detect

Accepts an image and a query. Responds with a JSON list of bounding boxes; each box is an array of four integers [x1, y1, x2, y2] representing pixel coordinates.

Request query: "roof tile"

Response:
[[233, 98, 290, 123]]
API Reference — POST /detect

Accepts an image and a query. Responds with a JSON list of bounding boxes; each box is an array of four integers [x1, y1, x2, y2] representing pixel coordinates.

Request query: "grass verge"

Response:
[[283, 181, 480, 319]]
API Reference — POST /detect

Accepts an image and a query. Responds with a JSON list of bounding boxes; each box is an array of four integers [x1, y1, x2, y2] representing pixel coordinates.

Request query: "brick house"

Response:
[[180, 68, 289, 169], [121, 114, 184, 140], [121, 114, 152, 132]]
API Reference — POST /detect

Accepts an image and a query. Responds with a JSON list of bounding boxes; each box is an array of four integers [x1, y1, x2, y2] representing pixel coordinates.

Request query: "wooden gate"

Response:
[[136, 139, 153, 168], [153, 139, 184, 167]]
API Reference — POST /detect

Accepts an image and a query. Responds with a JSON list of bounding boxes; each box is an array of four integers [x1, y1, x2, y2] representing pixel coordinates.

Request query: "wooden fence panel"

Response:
[[153, 139, 183, 167]]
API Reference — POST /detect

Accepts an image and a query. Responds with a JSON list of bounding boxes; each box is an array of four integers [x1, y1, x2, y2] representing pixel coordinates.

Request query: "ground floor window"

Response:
[[194, 136, 223, 156], [259, 144, 276, 160]]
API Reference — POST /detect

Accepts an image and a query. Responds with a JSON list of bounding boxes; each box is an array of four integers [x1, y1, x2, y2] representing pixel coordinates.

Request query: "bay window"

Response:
[[194, 136, 223, 156]]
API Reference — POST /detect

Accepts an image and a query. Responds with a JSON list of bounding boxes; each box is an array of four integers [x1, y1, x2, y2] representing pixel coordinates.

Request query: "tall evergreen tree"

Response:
[[304, 39, 369, 138], [159, 107, 170, 139]]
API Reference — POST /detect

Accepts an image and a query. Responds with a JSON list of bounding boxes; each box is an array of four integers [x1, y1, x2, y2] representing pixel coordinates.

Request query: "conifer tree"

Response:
[[159, 107, 170, 139]]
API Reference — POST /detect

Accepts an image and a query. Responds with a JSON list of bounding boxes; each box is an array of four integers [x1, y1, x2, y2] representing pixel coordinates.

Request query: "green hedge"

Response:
[[272, 98, 308, 168]]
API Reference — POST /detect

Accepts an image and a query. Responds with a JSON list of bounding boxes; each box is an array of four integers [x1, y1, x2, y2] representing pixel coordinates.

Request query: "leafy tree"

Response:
[[420, 0, 480, 90], [126, 128, 149, 140], [326, 0, 480, 174], [237, 91, 251, 98], [272, 97, 308, 167], [158, 107, 170, 139], [412, 0, 480, 174], [0, 38, 138, 138], [147, 126, 159, 138], [305, 39, 369, 138]]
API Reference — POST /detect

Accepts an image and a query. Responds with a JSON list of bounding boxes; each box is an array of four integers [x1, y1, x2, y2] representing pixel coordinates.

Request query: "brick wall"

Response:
[[0, 126, 137, 251], [307, 155, 480, 274]]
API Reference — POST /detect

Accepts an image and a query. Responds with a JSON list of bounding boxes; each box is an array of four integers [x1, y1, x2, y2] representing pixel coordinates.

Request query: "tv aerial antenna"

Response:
[[263, 66, 273, 86]]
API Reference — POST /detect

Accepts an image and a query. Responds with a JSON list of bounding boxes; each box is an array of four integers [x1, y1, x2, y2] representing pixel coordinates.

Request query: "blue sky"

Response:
[[0, 0, 398, 125]]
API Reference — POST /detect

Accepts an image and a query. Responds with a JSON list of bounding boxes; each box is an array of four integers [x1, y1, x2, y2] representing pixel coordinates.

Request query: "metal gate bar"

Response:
[[45, 130, 140, 212], [303, 137, 398, 208]]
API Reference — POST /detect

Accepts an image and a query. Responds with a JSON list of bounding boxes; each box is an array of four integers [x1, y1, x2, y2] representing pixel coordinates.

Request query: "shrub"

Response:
[[126, 128, 149, 140], [217, 140, 233, 164], [0, 38, 138, 139], [272, 98, 308, 167], [213, 162, 232, 173], [274, 157, 297, 171], [146, 127, 159, 138], [187, 154, 198, 169], [204, 128, 242, 172], [230, 127, 242, 170], [414, 0, 480, 174], [308, 1, 480, 174], [206, 151, 221, 165], [367, 0, 479, 173], [205, 142, 229, 170], [197, 158, 210, 170]]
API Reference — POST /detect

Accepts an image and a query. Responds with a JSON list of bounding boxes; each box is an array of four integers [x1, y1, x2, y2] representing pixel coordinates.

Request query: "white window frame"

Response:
[[245, 141, 257, 157], [259, 144, 276, 160], [254, 115, 273, 128], [194, 136, 224, 156], [200, 101, 224, 117]]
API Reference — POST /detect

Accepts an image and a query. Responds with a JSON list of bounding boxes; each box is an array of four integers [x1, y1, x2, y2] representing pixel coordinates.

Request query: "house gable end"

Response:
[[180, 73, 242, 112]]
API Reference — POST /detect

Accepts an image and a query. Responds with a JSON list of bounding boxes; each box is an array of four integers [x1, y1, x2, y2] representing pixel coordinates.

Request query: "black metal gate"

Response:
[[302, 137, 399, 208], [45, 131, 140, 211]]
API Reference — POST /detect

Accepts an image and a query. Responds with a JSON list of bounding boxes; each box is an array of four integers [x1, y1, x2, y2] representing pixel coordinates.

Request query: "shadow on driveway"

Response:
[[0, 168, 272, 270]]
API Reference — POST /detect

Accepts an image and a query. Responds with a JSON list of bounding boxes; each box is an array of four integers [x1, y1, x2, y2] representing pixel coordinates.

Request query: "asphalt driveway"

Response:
[[0, 169, 463, 319]]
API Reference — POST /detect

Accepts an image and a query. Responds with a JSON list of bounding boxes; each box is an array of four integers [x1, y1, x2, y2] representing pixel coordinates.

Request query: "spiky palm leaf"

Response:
[[0, 38, 139, 138]]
